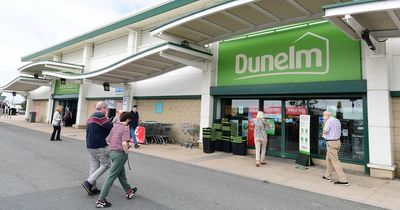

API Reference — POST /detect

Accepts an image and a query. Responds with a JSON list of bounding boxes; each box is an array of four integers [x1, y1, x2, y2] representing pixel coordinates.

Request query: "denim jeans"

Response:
[[130, 127, 137, 145], [86, 147, 111, 189]]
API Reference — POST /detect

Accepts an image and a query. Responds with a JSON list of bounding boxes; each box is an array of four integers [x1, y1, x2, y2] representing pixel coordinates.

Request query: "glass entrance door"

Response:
[[285, 100, 308, 154], [263, 100, 282, 152]]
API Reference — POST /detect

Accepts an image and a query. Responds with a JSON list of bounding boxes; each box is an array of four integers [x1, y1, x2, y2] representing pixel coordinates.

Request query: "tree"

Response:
[[21, 100, 27, 111]]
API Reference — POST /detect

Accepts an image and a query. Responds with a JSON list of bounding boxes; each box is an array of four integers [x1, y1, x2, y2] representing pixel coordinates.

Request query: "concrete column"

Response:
[[53, 54, 62, 62], [24, 93, 33, 121], [74, 80, 89, 128], [82, 43, 93, 71], [127, 29, 139, 55], [46, 80, 56, 124], [122, 83, 134, 111], [126, 30, 139, 110], [199, 43, 217, 143], [364, 42, 397, 178]]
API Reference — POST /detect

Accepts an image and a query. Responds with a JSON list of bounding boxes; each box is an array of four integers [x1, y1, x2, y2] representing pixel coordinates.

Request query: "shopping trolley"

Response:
[[180, 122, 199, 149]]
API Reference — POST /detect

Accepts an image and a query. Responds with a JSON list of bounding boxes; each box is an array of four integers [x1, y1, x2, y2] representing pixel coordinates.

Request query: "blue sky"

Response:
[[0, 0, 162, 104]]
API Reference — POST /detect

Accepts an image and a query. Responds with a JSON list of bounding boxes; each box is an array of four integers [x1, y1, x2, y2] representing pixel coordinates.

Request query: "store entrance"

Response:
[[219, 97, 365, 162], [263, 100, 307, 158], [55, 99, 78, 127]]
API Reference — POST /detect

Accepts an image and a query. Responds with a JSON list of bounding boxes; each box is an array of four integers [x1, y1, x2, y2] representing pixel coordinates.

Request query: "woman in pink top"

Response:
[[96, 112, 137, 208]]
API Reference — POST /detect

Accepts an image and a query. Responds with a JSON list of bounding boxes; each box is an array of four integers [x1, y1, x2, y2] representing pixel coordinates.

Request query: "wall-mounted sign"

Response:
[[218, 22, 361, 86], [154, 102, 164, 113], [54, 80, 80, 95], [115, 88, 124, 95]]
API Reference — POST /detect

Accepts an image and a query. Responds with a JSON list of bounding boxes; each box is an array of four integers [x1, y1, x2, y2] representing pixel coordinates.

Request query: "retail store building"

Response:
[[1, 0, 400, 179]]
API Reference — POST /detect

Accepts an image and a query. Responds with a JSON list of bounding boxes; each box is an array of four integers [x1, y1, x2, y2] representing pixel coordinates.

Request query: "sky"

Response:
[[0, 0, 161, 104]]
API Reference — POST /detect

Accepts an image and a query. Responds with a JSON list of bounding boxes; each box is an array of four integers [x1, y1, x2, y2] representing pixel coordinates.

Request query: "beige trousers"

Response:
[[254, 138, 267, 161], [325, 140, 347, 182]]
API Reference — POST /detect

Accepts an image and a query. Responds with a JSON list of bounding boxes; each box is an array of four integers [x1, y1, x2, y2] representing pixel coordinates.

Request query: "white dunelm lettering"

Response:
[[234, 45, 322, 74]]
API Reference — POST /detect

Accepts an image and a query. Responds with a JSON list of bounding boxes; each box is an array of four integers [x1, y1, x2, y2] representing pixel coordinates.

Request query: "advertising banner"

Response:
[[299, 115, 311, 155], [218, 22, 361, 86]]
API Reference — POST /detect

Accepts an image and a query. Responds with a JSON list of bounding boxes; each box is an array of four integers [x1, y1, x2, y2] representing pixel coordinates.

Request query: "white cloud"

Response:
[[0, 0, 160, 103]]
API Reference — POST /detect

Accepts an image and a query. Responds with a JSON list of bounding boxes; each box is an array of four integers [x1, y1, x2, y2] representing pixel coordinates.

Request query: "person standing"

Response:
[[50, 105, 63, 141], [63, 107, 73, 127], [129, 105, 140, 148], [253, 111, 268, 167], [82, 102, 113, 196], [96, 112, 137, 208], [322, 111, 349, 186], [112, 110, 123, 124]]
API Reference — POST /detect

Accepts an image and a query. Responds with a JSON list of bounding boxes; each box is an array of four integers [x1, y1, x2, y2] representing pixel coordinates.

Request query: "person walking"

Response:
[[50, 105, 63, 141], [82, 102, 113, 196], [95, 112, 137, 208], [253, 111, 268, 167], [129, 105, 140, 148], [321, 111, 349, 186]]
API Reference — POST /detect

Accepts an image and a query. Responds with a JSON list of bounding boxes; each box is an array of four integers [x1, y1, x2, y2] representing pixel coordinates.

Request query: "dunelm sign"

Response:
[[218, 22, 361, 86]]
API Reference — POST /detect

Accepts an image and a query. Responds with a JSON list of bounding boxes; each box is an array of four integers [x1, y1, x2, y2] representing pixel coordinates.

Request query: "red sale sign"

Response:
[[247, 112, 258, 147]]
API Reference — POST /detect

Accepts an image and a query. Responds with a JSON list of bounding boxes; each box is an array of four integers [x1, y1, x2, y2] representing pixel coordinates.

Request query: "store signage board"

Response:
[[218, 22, 361, 86], [54, 80, 80, 95], [299, 115, 310, 155]]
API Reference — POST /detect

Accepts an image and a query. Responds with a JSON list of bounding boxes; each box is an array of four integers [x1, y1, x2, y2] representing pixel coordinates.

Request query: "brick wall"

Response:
[[393, 98, 400, 178], [137, 99, 201, 143], [33, 100, 48, 123]]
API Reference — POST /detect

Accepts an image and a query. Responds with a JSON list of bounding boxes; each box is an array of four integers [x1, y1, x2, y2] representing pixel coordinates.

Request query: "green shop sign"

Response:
[[54, 80, 80, 95], [217, 22, 361, 86]]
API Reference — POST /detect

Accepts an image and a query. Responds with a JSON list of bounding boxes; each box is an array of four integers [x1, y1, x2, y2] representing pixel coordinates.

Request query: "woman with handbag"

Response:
[[253, 111, 268, 167], [50, 105, 63, 141]]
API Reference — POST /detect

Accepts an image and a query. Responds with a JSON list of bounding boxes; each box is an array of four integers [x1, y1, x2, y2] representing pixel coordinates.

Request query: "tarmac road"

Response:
[[0, 122, 383, 210]]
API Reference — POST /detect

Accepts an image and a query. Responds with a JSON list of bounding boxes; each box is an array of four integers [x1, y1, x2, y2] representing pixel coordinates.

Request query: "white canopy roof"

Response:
[[324, 0, 400, 40], [151, 0, 351, 46], [0, 76, 51, 93], [18, 61, 84, 77], [42, 42, 212, 84]]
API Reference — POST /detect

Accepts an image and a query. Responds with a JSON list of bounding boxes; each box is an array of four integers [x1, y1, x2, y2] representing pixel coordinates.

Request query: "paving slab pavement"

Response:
[[1, 115, 399, 209]]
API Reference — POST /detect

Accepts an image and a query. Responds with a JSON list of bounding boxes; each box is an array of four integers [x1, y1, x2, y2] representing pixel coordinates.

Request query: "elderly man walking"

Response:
[[82, 102, 113, 195], [321, 111, 349, 186]]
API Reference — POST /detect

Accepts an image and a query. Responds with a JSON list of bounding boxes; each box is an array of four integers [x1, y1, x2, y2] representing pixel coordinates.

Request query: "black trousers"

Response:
[[50, 125, 61, 140]]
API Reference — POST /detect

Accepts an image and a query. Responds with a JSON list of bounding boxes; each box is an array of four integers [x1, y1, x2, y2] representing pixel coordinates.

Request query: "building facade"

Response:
[[1, 0, 400, 178]]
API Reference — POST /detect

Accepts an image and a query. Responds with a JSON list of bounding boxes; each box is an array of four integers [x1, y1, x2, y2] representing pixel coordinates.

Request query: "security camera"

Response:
[[361, 30, 376, 51]]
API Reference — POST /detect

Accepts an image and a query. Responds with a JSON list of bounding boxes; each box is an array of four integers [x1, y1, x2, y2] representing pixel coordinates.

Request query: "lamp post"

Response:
[[12, 92, 16, 107]]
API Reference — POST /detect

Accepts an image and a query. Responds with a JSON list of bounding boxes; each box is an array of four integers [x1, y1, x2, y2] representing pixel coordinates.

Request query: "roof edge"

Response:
[[21, 0, 197, 62], [322, 0, 383, 10]]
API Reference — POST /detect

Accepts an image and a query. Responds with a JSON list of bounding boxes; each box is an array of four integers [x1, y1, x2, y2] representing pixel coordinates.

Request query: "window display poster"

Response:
[[242, 120, 248, 137], [230, 120, 239, 136], [238, 106, 243, 114], [265, 119, 275, 135], [247, 112, 258, 147], [299, 115, 310, 155]]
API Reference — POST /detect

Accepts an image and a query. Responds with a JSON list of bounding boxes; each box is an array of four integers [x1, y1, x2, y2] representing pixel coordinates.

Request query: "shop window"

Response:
[[309, 99, 364, 161]]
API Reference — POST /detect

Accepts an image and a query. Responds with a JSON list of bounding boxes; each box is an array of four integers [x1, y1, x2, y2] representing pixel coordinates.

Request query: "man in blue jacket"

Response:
[[82, 102, 113, 195]]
